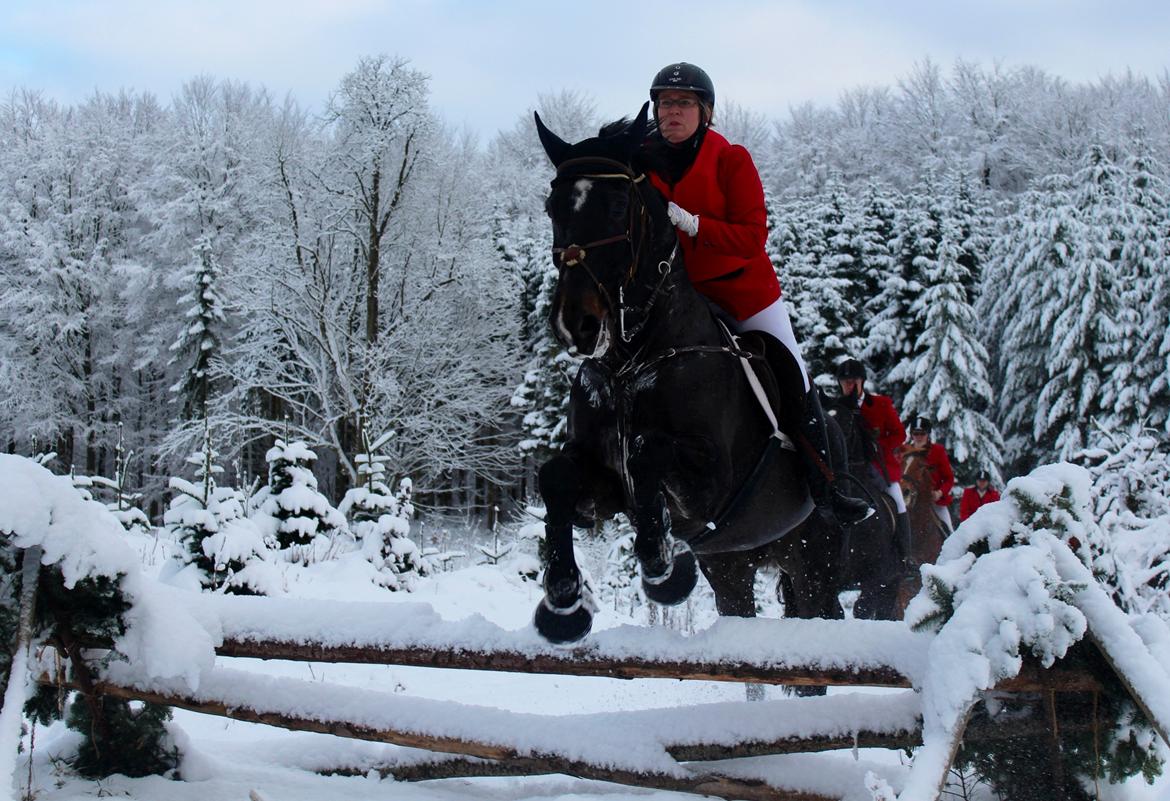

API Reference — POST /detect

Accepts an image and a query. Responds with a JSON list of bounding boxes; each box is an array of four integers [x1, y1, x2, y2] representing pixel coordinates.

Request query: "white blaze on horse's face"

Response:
[[571, 179, 592, 212]]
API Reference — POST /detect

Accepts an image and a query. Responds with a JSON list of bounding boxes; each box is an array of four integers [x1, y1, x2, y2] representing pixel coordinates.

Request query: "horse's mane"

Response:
[[594, 116, 668, 178]]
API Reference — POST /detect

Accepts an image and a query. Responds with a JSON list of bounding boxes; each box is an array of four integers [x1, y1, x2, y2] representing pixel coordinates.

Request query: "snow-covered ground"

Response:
[[5, 454, 1170, 801]]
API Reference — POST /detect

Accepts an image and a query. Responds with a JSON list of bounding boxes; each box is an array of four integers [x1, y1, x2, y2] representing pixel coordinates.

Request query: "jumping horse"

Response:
[[531, 105, 843, 644]]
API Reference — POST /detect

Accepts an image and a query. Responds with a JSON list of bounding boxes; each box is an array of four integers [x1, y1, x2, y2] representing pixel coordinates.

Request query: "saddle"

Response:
[[707, 311, 803, 445]]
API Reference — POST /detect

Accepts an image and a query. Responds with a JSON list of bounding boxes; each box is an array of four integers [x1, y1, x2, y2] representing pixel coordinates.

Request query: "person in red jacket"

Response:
[[644, 62, 870, 525], [902, 416, 956, 534], [834, 358, 912, 561], [959, 469, 1001, 522]]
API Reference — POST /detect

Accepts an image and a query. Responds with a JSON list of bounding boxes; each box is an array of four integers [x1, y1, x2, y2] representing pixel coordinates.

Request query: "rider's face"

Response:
[[656, 90, 702, 144], [838, 378, 864, 397], [911, 430, 929, 446]]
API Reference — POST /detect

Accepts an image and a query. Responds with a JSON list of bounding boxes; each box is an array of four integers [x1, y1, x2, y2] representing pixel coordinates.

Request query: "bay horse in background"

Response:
[[895, 445, 949, 614], [531, 105, 844, 645], [823, 394, 906, 621]]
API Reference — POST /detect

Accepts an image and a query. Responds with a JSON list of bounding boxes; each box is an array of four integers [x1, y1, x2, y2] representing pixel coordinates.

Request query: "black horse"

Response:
[[532, 105, 843, 644], [823, 394, 904, 620]]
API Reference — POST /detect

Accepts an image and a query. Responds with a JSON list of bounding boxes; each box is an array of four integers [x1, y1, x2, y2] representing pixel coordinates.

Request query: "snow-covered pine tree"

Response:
[[255, 439, 347, 557], [865, 188, 931, 400], [1031, 146, 1126, 461], [983, 179, 1066, 471], [1114, 141, 1170, 433], [856, 180, 900, 307], [897, 203, 1004, 480], [1077, 422, 1170, 618], [339, 429, 430, 589], [880, 177, 943, 405], [168, 236, 226, 420], [807, 183, 869, 380], [600, 517, 642, 615], [164, 422, 267, 592], [769, 194, 848, 385]]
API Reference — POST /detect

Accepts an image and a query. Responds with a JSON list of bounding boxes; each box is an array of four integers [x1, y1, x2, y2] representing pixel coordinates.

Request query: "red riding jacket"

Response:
[[959, 486, 1001, 521], [647, 130, 780, 321], [856, 392, 906, 483]]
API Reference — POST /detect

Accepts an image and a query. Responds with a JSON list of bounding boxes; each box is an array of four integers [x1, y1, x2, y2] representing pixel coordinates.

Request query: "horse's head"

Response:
[[534, 104, 675, 358]]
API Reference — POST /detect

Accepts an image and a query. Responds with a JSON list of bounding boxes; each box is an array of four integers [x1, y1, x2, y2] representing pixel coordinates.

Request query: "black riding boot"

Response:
[[796, 389, 873, 525], [894, 511, 912, 570]]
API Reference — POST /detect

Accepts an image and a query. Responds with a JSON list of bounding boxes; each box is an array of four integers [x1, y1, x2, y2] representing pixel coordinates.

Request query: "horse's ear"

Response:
[[625, 102, 650, 154], [534, 112, 570, 167]]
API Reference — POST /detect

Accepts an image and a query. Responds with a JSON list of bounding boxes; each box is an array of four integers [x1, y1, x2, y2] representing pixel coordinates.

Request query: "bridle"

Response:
[[550, 157, 677, 344]]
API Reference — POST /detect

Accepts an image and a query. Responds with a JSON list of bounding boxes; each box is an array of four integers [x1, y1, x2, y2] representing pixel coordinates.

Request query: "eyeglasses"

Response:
[[658, 98, 698, 110], [911, 430, 928, 436]]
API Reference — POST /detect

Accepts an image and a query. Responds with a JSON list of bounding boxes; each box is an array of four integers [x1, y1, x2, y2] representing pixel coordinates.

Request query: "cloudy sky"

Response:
[[2, 0, 1168, 137]]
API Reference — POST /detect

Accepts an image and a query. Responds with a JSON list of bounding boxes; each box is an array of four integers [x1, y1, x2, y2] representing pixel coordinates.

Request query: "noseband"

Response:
[[550, 157, 676, 344]]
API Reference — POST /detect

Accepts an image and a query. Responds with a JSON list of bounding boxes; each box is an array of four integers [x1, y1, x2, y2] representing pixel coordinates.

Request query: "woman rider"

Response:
[[643, 62, 870, 525]]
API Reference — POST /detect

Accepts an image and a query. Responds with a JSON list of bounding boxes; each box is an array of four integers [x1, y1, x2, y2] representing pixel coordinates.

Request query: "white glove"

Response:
[[667, 201, 699, 237]]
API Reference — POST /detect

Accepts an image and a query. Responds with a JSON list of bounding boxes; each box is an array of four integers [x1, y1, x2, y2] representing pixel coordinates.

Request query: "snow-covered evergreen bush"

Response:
[[905, 463, 1163, 798], [164, 431, 269, 593], [1077, 423, 1170, 619], [254, 440, 347, 560], [339, 433, 429, 590]]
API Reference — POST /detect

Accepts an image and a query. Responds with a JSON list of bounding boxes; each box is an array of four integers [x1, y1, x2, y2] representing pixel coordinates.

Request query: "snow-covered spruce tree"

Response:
[[164, 423, 267, 593], [168, 236, 226, 421], [506, 212, 574, 465], [1116, 142, 1170, 433], [985, 177, 1072, 471], [4, 457, 182, 779], [905, 465, 1163, 797], [769, 194, 851, 384], [804, 183, 869, 379], [256, 439, 347, 558], [864, 189, 931, 399], [896, 207, 1004, 481], [1076, 423, 1170, 619], [600, 517, 642, 615], [339, 430, 429, 589], [1030, 146, 1126, 462]]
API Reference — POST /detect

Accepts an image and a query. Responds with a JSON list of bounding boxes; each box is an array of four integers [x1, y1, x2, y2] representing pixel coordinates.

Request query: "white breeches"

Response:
[[886, 480, 907, 514], [933, 502, 954, 533], [736, 298, 810, 392]]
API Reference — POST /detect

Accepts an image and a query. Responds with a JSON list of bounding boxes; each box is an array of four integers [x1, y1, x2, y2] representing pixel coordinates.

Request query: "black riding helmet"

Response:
[[650, 62, 715, 107], [836, 358, 866, 380]]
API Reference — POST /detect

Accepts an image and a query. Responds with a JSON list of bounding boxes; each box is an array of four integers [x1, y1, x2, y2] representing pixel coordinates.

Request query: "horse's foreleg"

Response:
[[533, 453, 593, 644], [627, 437, 698, 606]]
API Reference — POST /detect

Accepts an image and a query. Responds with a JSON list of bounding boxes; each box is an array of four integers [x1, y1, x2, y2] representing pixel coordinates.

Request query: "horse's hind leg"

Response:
[[628, 437, 698, 605], [533, 453, 593, 643]]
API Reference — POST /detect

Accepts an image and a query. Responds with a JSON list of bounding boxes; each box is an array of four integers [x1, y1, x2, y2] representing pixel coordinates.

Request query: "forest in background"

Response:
[[2, 55, 1168, 521]]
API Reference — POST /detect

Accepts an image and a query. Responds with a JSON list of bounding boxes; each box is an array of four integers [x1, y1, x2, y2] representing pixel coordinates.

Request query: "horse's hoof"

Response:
[[533, 597, 593, 644], [641, 544, 698, 606]]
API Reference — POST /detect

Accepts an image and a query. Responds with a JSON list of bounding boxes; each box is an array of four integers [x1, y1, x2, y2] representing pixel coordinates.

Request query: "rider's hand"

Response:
[[932, 490, 942, 502], [667, 202, 699, 237]]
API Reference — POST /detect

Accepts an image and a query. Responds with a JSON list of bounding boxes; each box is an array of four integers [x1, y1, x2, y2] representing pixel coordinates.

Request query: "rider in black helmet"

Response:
[[645, 62, 872, 526]]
